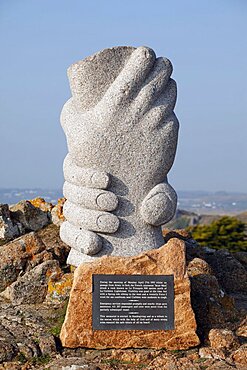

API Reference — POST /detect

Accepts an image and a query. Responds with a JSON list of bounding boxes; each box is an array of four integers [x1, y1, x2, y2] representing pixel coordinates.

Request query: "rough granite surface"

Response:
[[60, 238, 199, 349], [60, 46, 179, 266]]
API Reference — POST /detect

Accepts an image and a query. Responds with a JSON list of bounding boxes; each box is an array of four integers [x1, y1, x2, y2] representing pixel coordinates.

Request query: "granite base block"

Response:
[[60, 238, 200, 350]]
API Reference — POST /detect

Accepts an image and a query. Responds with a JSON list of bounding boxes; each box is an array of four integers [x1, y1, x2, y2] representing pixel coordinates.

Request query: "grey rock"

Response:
[[0, 340, 17, 363], [0, 204, 20, 241], [187, 257, 213, 276], [198, 347, 226, 360], [36, 223, 70, 265], [2, 260, 60, 305], [1, 316, 40, 358], [38, 332, 57, 355], [60, 46, 179, 266], [189, 268, 239, 341], [0, 300, 67, 362], [0, 323, 18, 362], [234, 251, 247, 267], [0, 231, 45, 292], [0, 225, 69, 293], [10, 200, 50, 232], [206, 249, 247, 294]]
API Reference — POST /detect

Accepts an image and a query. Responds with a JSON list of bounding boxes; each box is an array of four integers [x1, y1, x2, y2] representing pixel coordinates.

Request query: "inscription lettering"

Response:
[[92, 274, 174, 330]]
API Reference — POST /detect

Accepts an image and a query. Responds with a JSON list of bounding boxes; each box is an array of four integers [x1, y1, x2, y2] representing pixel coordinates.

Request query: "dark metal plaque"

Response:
[[92, 274, 174, 331]]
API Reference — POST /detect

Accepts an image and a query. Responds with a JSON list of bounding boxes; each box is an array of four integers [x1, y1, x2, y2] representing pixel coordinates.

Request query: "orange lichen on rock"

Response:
[[51, 198, 66, 226], [47, 272, 74, 303], [29, 197, 53, 212]]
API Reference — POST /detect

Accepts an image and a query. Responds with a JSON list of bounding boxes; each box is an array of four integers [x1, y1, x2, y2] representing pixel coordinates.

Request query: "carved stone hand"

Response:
[[60, 46, 179, 266]]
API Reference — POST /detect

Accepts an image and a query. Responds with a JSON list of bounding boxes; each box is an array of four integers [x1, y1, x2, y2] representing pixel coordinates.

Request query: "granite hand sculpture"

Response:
[[60, 46, 179, 266]]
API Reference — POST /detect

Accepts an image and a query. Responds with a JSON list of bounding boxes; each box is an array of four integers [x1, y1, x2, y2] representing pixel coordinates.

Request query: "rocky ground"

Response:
[[0, 198, 246, 369]]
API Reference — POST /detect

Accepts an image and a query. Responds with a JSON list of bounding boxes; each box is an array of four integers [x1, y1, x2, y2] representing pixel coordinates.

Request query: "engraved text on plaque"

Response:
[[92, 274, 174, 330]]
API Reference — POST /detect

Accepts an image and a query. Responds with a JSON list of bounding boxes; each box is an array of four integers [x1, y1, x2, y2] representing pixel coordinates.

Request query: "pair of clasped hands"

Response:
[[60, 46, 179, 257]]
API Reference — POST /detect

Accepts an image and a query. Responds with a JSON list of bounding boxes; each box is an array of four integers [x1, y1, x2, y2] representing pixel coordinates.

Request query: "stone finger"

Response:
[[157, 113, 179, 174], [60, 221, 102, 255], [63, 153, 110, 189], [60, 98, 77, 134], [133, 58, 172, 119], [63, 200, 120, 233], [63, 181, 118, 211], [98, 46, 155, 110], [142, 79, 177, 129], [140, 182, 177, 226]]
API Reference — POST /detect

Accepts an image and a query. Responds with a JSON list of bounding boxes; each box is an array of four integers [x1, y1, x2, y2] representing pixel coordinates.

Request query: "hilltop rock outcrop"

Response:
[[0, 200, 246, 368]]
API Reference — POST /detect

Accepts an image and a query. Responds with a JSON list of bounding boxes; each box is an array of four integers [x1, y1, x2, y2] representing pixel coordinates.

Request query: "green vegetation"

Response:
[[169, 217, 191, 229], [16, 353, 51, 367], [31, 355, 51, 366], [16, 352, 27, 364], [195, 358, 207, 363], [49, 298, 69, 337], [102, 359, 122, 365], [187, 216, 247, 252]]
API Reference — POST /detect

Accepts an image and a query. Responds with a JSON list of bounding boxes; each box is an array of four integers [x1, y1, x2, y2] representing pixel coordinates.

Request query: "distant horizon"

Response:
[[0, 187, 247, 195], [1, 187, 247, 215]]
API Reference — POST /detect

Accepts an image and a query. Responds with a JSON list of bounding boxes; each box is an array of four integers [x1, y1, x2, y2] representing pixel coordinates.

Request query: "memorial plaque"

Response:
[[92, 274, 174, 330]]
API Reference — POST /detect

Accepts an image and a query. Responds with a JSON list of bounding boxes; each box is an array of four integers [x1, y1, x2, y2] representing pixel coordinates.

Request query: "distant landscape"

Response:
[[1, 188, 247, 215], [177, 190, 247, 214], [0, 188, 62, 206]]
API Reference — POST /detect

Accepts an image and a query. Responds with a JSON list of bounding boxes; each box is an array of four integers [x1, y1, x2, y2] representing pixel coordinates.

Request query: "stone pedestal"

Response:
[[60, 238, 199, 349]]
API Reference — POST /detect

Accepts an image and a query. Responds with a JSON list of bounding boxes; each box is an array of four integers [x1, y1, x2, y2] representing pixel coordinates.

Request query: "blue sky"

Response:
[[0, 0, 246, 192]]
